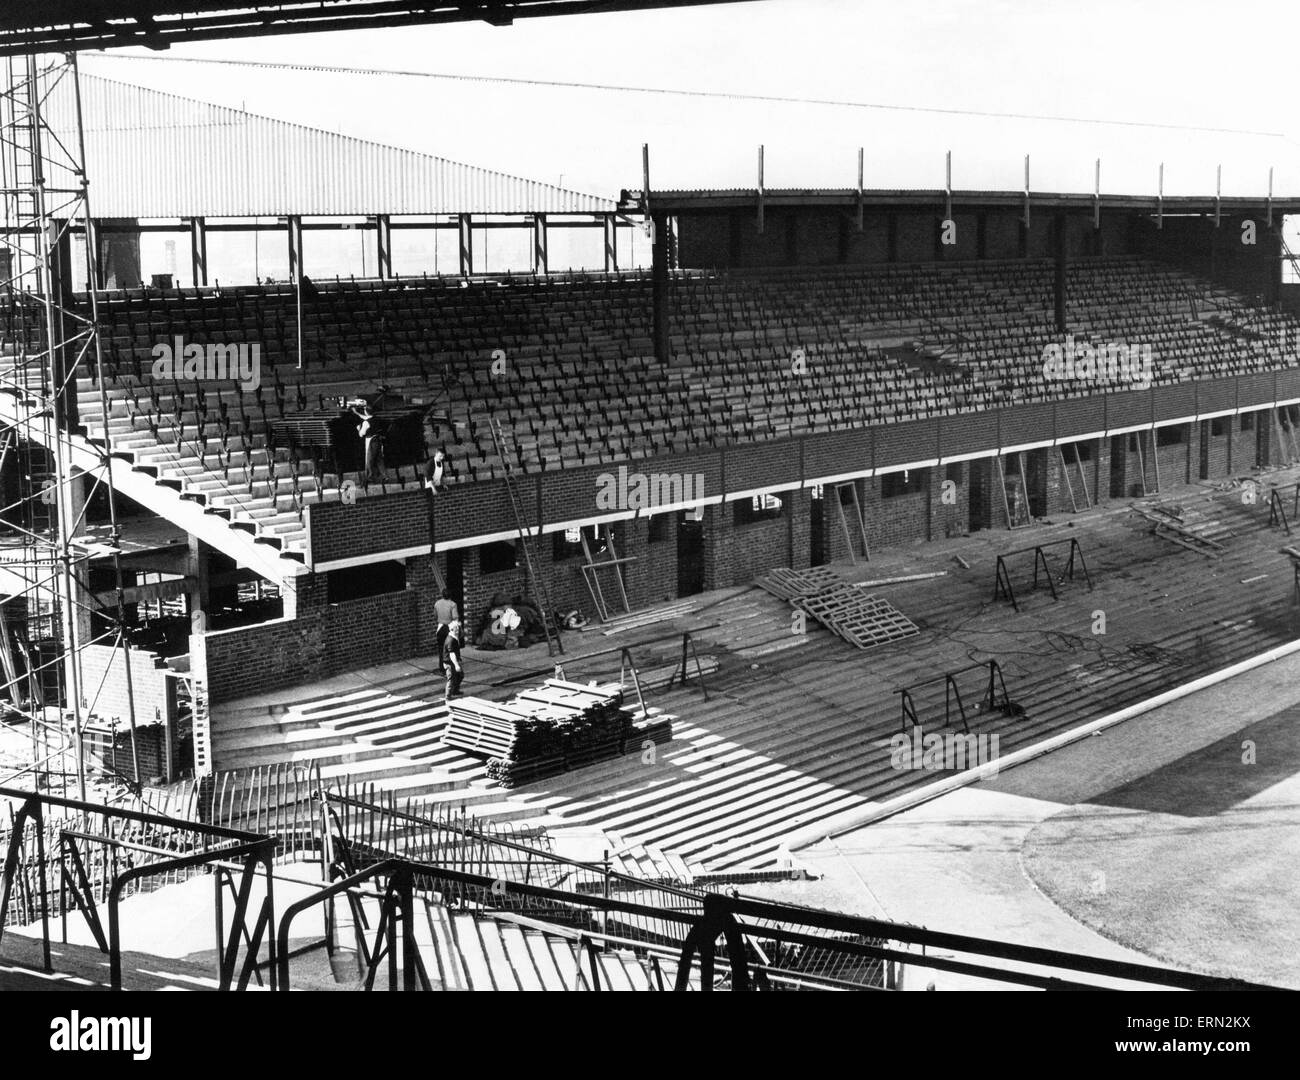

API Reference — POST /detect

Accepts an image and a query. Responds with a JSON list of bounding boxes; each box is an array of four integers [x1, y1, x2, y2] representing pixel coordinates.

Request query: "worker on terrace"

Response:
[[434, 589, 459, 667], [349, 400, 384, 480], [424, 447, 446, 491], [443, 620, 465, 701]]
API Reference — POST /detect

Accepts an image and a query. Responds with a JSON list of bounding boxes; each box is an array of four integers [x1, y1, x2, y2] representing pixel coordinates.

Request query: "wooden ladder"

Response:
[[996, 453, 1032, 528], [488, 417, 562, 656], [1058, 443, 1092, 512], [1273, 405, 1300, 464], [580, 524, 634, 623], [831, 481, 871, 563], [1132, 429, 1160, 496]]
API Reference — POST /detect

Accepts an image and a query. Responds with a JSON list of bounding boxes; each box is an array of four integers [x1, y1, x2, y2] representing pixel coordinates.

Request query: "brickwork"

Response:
[[80, 644, 175, 728]]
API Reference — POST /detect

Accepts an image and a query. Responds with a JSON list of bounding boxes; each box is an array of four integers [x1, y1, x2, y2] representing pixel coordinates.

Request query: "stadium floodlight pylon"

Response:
[[0, 52, 139, 800]]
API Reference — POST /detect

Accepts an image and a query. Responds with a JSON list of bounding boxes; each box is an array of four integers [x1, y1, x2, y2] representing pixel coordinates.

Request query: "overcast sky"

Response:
[[76, 0, 1300, 200]]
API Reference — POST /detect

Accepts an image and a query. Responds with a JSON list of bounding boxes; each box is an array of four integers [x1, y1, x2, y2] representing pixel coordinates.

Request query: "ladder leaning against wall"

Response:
[[488, 417, 563, 656]]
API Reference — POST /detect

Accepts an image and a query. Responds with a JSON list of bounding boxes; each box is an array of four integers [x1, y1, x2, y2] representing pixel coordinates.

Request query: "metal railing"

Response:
[[678, 892, 1277, 992], [0, 784, 276, 989], [993, 536, 1093, 611], [895, 660, 1015, 735]]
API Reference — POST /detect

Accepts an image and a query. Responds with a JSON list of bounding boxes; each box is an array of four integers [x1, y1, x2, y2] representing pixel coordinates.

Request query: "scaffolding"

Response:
[[0, 53, 139, 799]]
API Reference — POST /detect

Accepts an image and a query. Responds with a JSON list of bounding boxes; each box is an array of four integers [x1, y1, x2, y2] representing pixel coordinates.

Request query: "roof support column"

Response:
[[604, 213, 617, 273], [651, 212, 670, 364], [375, 214, 392, 280], [190, 216, 207, 287], [287, 214, 303, 280], [458, 214, 473, 277], [532, 213, 548, 275]]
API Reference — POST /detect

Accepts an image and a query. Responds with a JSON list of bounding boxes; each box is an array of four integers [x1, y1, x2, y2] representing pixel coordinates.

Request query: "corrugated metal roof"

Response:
[[44, 71, 613, 217]]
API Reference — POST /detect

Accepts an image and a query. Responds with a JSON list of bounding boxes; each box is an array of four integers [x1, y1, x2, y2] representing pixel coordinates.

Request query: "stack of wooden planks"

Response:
[[443, 678, 672, 788]]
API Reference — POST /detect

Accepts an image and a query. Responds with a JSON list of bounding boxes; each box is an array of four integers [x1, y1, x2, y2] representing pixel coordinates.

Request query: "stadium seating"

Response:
[[65, 256, 1300, 557]]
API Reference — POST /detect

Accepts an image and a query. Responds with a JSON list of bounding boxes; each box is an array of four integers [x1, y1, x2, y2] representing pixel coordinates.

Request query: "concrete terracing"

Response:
[[212, 464, 1300, 874]]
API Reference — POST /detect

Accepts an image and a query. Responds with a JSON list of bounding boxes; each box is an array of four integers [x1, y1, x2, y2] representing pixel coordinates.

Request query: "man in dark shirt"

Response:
[[434, 590, 459, 671], [443, 620, 464, 701]]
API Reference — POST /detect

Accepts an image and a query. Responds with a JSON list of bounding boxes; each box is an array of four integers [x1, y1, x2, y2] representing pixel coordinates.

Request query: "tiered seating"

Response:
[[62, 257, 1300, 552]]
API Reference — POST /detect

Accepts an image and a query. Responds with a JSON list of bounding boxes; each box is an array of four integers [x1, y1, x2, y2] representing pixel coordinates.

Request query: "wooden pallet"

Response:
[[793, 583, 919, 650], [1131, 506, 1226, 558], [753, 566, 843, 601]]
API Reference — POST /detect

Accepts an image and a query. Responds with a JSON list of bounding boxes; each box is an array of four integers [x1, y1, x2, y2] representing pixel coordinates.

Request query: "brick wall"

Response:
[[80, 644, 175, 729], [641, 519, 680, 606], [434, 478, 521, 542], [1154, 426, 1192, 488], [716, 502, 793, 582], [308, 489, 430, 564], [896, 214, 938, 263], [1194, 419, 1233, 480], [86, 724, 168, 782], [465, 552, 528, 641], [865, 470, 931, 550], [1231, 411, 1260, 471], [273, 377, 1300, 690], [932, 462, 970, 537], [198, 587, 418, 705], [1048, 440, 1104, 513]]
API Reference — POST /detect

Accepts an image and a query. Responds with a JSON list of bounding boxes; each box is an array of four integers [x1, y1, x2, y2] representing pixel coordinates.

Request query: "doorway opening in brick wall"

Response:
[[968, 458, 992, 532], [677, 510, 704, 597], [1109, 434, 1128, 499], [810, 485, 826, 565]]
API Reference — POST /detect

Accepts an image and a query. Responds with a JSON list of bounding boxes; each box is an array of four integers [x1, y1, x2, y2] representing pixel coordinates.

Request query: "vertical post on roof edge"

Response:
[[190, 216, 207, 287], [757, 144, 765, 234], [288, 214, 303, 369], [1267, 167, 1274, 229], [1215, 165, 1222, 229], [1023, 155, 1031, 231], [1093, 159, 1101, 231], [944, 149, 952, 223], [646, 143, 669, 365], [604, 213, 616, 273], [532, 212, 548, 275], [458, 213, 472, 276], [1157, 163, 1164, 231], [376, 213, 392, 278], [857, 147, 864, 233]]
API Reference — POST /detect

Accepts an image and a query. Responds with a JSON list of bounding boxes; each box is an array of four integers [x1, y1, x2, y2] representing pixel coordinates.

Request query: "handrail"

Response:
[[107, 839, 276, 990], [489, 622, 721, 687], [1268, 486, 1292, 535], [323, 788, 703, 902], [275, 856, 704, 992], [275, 858, 413, 992], [667, 631, 711, 699], [895, 660, 1012, 735], [0, 784, 264, 842], [697, 892, 1274, 992], [993, 536, 1092, 611], [618, 647, 650, 721]]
